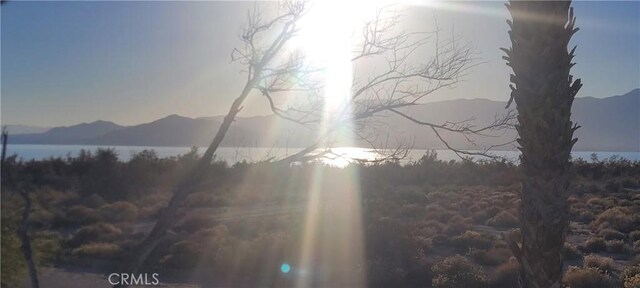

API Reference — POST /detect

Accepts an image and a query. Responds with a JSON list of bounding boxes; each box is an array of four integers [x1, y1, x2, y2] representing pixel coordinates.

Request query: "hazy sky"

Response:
[[2, 1, 639, 127]]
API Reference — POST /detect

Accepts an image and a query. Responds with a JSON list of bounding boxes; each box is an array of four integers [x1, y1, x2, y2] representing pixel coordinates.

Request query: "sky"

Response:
[[1, 1, 639, 127]]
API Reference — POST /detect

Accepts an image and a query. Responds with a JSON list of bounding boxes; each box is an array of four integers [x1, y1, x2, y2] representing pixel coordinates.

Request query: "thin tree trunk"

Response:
[[18, 190, 40, 288], [2, 129, 40, 288], [115, 78, 257, 287], [502, 1, 582, 287]]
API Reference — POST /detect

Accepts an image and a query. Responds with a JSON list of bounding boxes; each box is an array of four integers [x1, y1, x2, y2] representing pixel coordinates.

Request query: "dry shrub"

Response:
[[598, 228, 627, 241], [583, 237, 607, 253], [449, 231, 493, 252], [81, 193, 107, 208], [467, 246, 511, 266], [160, 240, 203, 269], [625, 274, 640, 288], [622, 265, 640, 285], [444, 215, 471, 236], [606, 239, 631, 254], [72, 242, 121, 259], [490, 258, 519, 288], [594, 207, 637, 233], [67, 205, 100, 223], [563, 266, 617, 288], [176, 214, 217, 234], [485, 211, 519, 229], [630, 231, 640, 242], [472, 205, 501, 224], [432, 255, 488, 288], [29, 209, 55, 227], [70, 222, 123, 246], [587, 197, 614, 210], [583, 254, 615, 274], [564, 242, 582, 260], [98, 201, 138, 222]]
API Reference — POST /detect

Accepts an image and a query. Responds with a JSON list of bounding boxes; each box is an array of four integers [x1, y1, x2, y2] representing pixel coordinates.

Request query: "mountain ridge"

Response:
[[7, 89, 639, 151]]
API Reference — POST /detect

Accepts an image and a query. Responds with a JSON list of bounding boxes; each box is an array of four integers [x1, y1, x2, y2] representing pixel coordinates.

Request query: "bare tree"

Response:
[[502, 1, 581, 287], [119, 3, 515, 285], [1, 128, 40, 288], [115, 3, 307, 286], [257, 5, 516, 163]]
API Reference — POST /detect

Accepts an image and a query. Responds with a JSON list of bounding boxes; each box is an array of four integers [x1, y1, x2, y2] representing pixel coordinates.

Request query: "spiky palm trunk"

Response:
[[502, 1, 582, 287]]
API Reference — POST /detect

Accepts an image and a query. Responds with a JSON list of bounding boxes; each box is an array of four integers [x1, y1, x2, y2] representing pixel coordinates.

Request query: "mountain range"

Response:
[[5, 89, 639, 151]]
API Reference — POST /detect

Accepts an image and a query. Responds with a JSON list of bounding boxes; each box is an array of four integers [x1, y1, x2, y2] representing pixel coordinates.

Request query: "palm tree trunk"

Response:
[[502, 1, 582, 287]]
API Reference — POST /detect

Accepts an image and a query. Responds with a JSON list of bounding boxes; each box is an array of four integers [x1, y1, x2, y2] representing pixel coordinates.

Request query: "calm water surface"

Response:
[[5, 144, 640, 167]]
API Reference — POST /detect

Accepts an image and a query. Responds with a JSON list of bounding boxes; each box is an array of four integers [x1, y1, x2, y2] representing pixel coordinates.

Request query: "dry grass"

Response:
[[583, 254, 616, 274], [563, 266, 617, 288]]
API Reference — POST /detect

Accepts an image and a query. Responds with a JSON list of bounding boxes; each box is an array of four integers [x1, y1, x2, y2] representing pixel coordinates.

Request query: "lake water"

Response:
[[4, 144, 640, 167]]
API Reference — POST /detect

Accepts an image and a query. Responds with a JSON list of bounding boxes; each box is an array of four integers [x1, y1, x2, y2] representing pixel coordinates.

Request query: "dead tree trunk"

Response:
[[115, 4, 304, 286], [502, 1, 582, 287]]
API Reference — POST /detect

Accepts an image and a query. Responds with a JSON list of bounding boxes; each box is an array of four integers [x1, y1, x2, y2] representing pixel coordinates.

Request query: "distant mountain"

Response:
[[2, 124, 50, 135], [10, 121, 123, 144], [7, 89, 639, 151]]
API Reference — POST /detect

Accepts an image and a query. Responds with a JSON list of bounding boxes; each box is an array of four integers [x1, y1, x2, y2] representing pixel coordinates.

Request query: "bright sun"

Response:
[[293, 0, 394, 113]]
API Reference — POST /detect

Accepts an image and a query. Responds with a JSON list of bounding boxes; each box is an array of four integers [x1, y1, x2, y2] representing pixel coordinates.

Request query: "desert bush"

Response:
[[564, 242, 582, 260], [622, 265, 640, 283], [563, 266, 617, 288], [598, 228, 627, 240], [72, 242, 121, 259], [98, 201, 138, 222], [29, 209, 55, 227], [81, 194, 107, 208], [443, 215, 471, 236], [160, 240, 203, 269], [594, 207, 637, 233], [625, 274, 640, 288], [466, 246, 511, 266], [176, 214, 218, 234], [66, 205, 100, 224], [489, 258, 519, 288], [583, 237, 607, 253], [606, 239, 631, 254], [449, 231, 493, 252], [431, 255, 488, 288], [485, 211, 519, 229], [69, 222, 123, 246], [583, 254, 615, 274], [630, 231, 640, 242]]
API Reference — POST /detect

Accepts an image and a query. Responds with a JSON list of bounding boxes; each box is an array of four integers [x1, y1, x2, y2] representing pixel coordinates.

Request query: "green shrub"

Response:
[[432, 255, 488, 288]]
